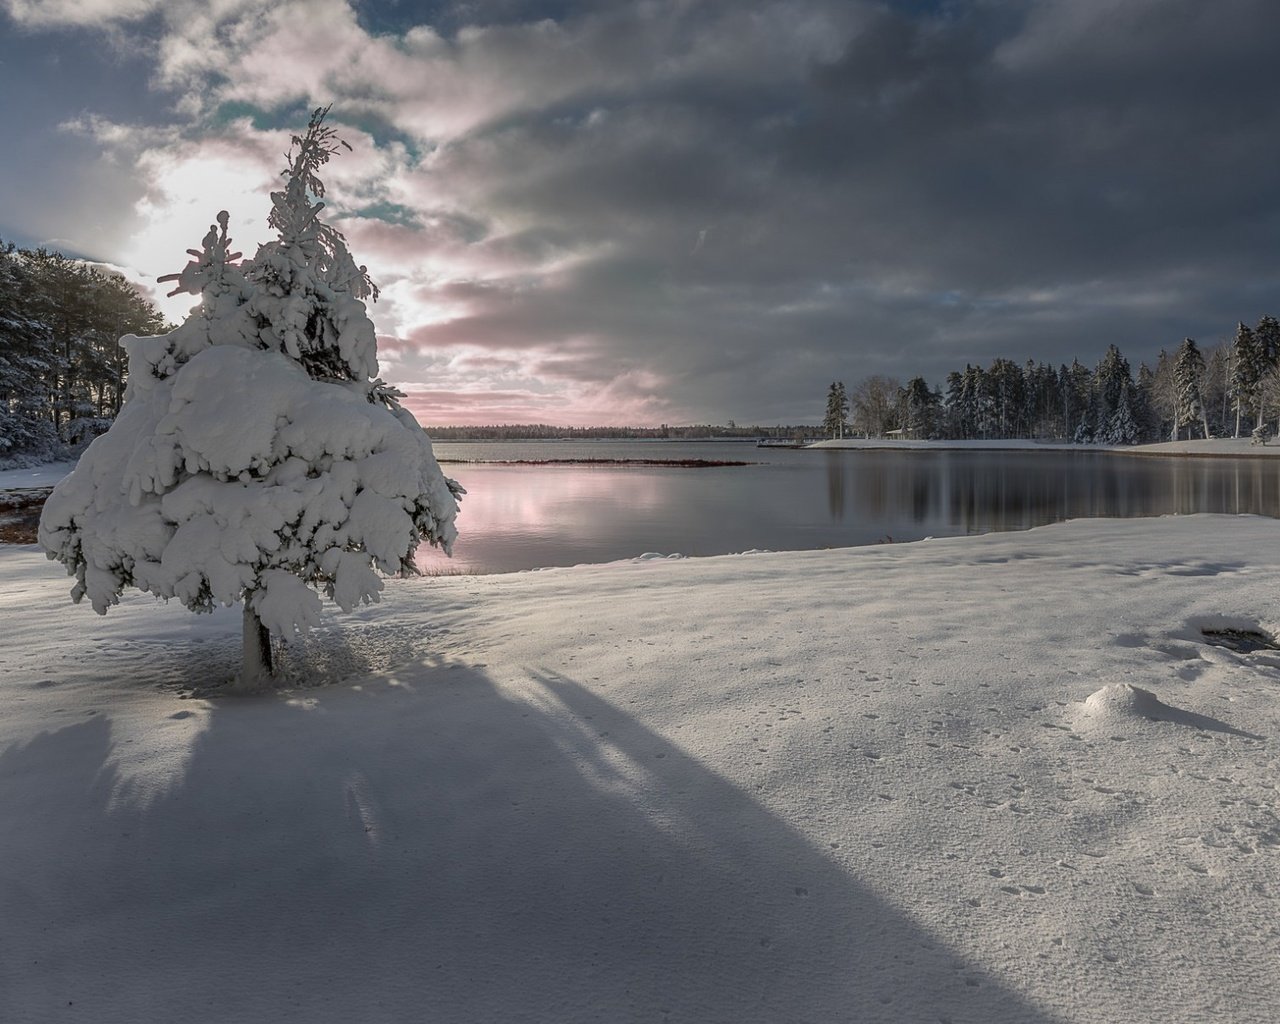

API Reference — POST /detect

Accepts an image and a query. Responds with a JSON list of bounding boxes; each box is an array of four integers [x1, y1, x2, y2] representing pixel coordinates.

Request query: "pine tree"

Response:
[[1254, 314, 1280, 367], [1250, 315, 1280, 429], [1024, 360, 1060, 438], [1093, 345, 1133, 427], [901, 377, 940, 439], [1173, 337, 1210, 440], [1102, 379, 1140, 445], [39, 108, 462, 689], [1228, 322, 1261, 437], [986, 358, 1025, 437], [962, 364, 993, 438], [1134, 363, 1160, 442], [1062, 360, 1093, 443], [944, 370, 968, 438], [823, 381, 848, 438], [1059, 360, 1091, 442], [24, 250, 94, 439]]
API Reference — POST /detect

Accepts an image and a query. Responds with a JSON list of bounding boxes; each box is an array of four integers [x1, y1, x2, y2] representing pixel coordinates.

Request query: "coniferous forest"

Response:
[[0, 240, 168, 465], [824, 318, 1280, 445]]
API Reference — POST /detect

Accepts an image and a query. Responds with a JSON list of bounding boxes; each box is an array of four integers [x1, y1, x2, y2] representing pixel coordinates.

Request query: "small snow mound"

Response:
[[633, 552, 686, 561], [1080, 684, 1171, 723], [1074, 682, 1257, 740]]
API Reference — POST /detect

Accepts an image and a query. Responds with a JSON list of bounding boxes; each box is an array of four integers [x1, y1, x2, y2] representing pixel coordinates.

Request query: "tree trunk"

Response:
[[239, 601, 275, 690]]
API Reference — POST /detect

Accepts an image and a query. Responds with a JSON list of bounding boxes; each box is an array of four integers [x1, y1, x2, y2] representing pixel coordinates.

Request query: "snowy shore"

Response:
[[0, 460, 77, 490], [810, 436, 1280, 457], [1, 515, 1277, 1023]]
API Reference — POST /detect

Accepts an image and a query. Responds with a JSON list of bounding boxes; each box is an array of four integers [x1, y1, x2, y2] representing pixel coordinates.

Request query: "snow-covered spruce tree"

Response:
[[1102, 379, 1141, 445], [1228, 321, 1261, 437], [901, 376, 940, 439], [1251, 314, 1280, 429], [823, 381, 848, 439], [39, 108, 462, 689], [1173, 337, 1210, 441], [1092, 345, 1132, 428]]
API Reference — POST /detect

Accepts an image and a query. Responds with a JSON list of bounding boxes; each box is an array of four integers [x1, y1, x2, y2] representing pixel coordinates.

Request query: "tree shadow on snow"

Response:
[[0, 661, 1064, 1024]]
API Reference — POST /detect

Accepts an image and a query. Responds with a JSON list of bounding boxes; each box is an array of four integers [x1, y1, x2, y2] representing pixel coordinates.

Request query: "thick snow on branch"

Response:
[[41, 344, 459, 635]]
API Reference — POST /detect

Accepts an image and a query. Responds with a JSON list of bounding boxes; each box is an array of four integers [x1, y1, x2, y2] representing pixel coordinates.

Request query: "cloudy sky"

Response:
[[2, 0, 1278, 426]]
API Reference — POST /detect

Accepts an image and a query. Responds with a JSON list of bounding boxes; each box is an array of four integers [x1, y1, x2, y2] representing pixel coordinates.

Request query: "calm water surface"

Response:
[[418, 440, 1280, 574]]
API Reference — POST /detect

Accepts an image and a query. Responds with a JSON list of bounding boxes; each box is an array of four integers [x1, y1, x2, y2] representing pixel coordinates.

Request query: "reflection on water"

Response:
[[821, 452, 1280, 532], [420, 465, 671, 574], [418, 447, 1280, 574]]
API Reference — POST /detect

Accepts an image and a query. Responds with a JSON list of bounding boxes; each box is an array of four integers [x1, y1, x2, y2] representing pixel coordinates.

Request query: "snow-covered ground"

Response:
[[2, 516, 1278, 1023], [1125, 437, 1280, 457], [810, 437, 1089, 451], [0, 460, 77, 490], [811, 436, 1280, 457]]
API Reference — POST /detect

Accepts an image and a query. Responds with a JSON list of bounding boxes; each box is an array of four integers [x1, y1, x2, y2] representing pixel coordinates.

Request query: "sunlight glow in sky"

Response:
[[2, 0, 1278, 426]]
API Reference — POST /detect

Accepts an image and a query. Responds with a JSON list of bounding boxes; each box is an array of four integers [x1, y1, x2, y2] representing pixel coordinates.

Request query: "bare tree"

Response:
[[849, 375, 903, 437]]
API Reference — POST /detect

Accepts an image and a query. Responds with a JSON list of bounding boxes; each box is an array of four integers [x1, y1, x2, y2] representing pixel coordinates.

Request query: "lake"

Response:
[[418, 440, 1280, 574]]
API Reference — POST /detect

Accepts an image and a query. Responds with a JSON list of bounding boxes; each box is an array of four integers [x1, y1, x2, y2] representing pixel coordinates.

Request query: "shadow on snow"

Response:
[[0, 660, 1063, 1024]]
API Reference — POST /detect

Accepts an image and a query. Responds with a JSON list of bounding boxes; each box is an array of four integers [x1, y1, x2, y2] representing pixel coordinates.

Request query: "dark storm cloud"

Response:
[[779, 0, 1280, 293], [382, 0, 1276, 417]]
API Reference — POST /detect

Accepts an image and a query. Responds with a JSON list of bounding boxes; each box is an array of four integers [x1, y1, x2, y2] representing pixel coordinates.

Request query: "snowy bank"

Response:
[[809, 437, 1089, 452], [1, 516, 1278, 1023], [0, 460, 77, 491], [810, 436, 1280, 457], [1122, 437, 1280, 457]]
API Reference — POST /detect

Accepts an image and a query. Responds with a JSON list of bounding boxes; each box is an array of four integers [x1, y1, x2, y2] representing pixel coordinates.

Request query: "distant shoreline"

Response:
[[807, 437, 1280, 459], [6, 437, 1280, 498], [437, 457, 754, 467]]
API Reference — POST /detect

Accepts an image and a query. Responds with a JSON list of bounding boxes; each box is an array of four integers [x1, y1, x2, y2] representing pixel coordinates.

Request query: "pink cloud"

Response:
[[402, 376, 681, 428], [447, 353, 526, 373]]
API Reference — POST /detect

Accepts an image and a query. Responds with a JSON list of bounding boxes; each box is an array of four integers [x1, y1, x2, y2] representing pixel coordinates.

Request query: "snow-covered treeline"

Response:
[[825, 321, 1280, 444], [0, 244, 168, 466]]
